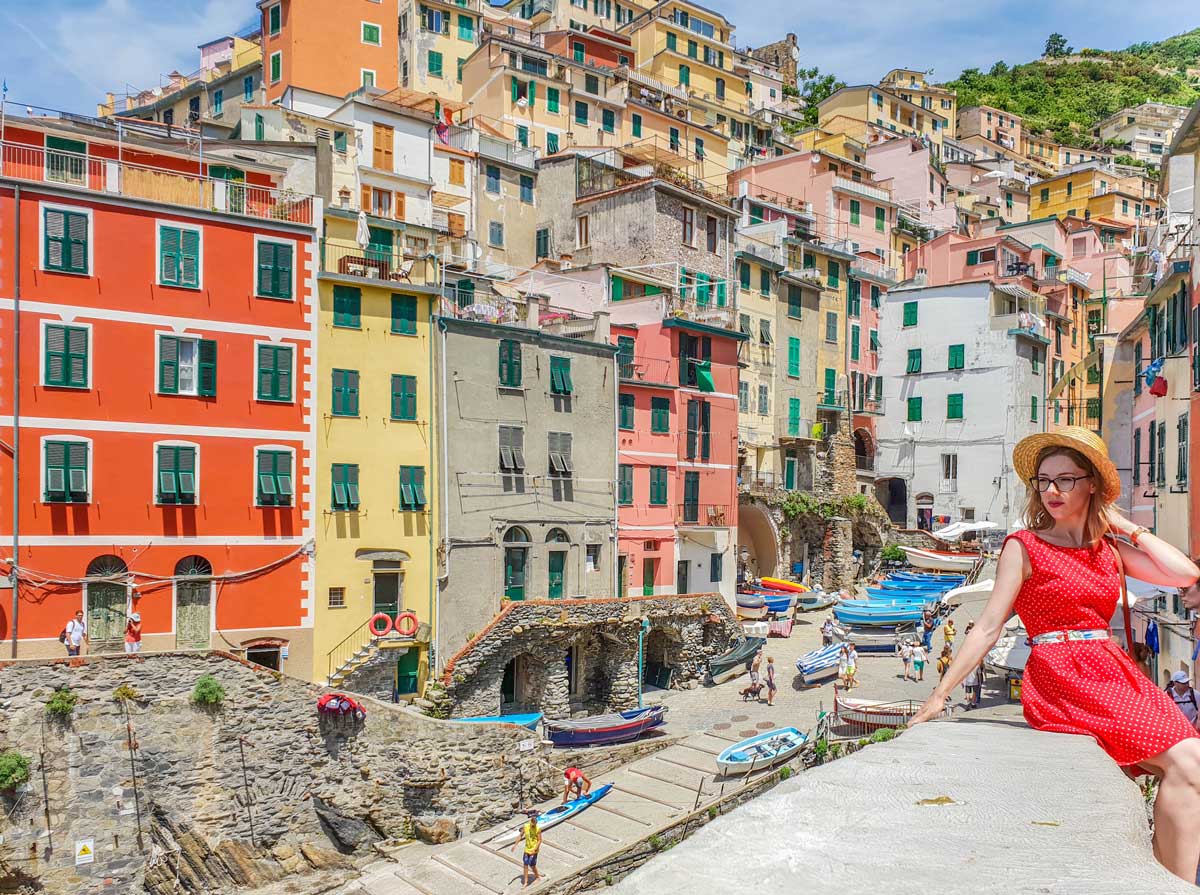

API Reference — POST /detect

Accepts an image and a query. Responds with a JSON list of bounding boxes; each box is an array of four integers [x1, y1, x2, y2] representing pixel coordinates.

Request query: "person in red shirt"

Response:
[[124, 612, 142, 654], [562, 766, 591, 804]]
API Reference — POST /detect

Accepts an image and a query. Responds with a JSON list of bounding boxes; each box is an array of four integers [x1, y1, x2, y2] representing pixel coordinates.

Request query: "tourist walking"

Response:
[[766, 655, 777, 706], [821, 617, 834, 646], [898, 639, 914, 681], [124, 612, 142, 654], [921, 609, 936, 651], [62, 610, 88, 657], [846, 644, 859, 689], [943, 618, 956, 648], [910, 427, 1200, 883], [936, 644, 953, 682], [962, 665, 979, 710], [837, 644, 850, 688], [512, 809, 542, 887], [1165, 672, 1199, 729], [911, 641, 928, 682]]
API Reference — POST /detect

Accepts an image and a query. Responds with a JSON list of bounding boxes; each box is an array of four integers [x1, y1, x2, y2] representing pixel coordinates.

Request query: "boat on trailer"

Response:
[[716, 728, 807, 775], [543, 706, 667, 747]]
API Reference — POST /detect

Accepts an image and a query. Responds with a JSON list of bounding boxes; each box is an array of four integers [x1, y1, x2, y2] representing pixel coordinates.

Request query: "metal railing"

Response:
[[615, 64, 690, 101], [855, 454, 874, 471], [618, 355, 675, 384], [826, 696, 922, 741], [438, 291, 528, 325], [0, 140, 315, 225], [322, 238, 437, 284], [668, 296, 738, 330], [676, 503, 731, 527], [326, 616, 377, 683], [833, 176, 892, 203], [850, 256, 899, 285]]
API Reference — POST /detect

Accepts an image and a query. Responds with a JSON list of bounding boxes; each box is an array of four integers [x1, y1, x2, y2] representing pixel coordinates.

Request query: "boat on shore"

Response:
[[898, 546, 979, 573], [736, 593, 769, 619], [796, 590, 838, 611], [832, 622, 917, 652], [834, 603, 926, 626], [796, 643, 842, 684], [759, 577, 808, 594], [544, 706, 666, 747], [834, 691, 918, 730], [455, 712, 542, 730], [716, 727, 807, 775], [707, 636, 766, 683], [493, 783, 614, 845]]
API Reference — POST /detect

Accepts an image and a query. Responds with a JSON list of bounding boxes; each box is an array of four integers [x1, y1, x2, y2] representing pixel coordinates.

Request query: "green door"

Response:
[[504, 548, 527, 600], [373, 572, 400, 617], [175, 580, 211, 650], [86, 583, 126, 651], [618, 555, 628, 598], [396, 647, 420, 695], [367, 226, 393, 264], [548, 551, 566, 599], [676, 560, 689, 595], [642, 558, 656, 596], [784, 453, 797, 490], [208, 165, 245, 213]]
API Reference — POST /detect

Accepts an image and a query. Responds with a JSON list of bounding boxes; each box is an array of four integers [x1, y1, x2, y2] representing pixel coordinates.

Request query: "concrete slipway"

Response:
[[612, 720, 1194, 895]]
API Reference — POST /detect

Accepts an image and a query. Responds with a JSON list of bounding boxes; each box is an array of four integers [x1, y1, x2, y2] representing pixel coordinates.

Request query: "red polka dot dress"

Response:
[[1007, 530, 1200, 767]]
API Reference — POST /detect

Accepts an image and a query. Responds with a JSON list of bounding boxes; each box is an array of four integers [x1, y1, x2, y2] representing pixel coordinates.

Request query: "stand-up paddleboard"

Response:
[[493, 783, 614, 846]]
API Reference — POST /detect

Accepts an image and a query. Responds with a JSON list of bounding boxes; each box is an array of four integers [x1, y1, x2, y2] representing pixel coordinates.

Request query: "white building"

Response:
[[1095, 102, 1191, 168], [875, 280, 1046, 533]]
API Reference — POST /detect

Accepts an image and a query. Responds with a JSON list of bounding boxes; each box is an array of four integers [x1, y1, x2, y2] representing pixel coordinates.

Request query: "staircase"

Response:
[[326, 618, 420, 690]]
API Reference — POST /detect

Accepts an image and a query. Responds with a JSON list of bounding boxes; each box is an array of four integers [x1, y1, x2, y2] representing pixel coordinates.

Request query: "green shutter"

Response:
[[947, 393, 963, 420], [907, 396, 922, 421], [499, 339, 522, 386], [159, 336, 179, 393], [391, 294, 418, 334], [332, 369, 360, 416], [550, 356, 572, 394], [44, 208, 89, 274], [392, 374, 417, 420], [618, 465, 633, 505], [257, 344, 292, 401], [903, 301, 918, 326], [44, 324, 88, 388], [824, 367, 836, 405], [160, 226, 180, 285], [197, 339, 217, 396], [258, 241, 293, 298], [180, 228, 200, 287], [788, 398, 801, 436], [826, 260, 839, 288], [333, 285, 361, 327], [632, 113, 642, 137], [611, 275, 624, 301], [651, 396, 669, 432], [849, 199, 860, 225], [619, 393, 635, 429], [739, 262, 751, 289], [547, 87, 559, 113], [788, 285, 802, 318], [760, 268, 770, 295], [948, 343, 964, 369], [907, 348, 922, 374], [966, 250, 979, 266], [851, 325, 860, 361], [875, 207, 885, 232], [787, 337, 800, 377]]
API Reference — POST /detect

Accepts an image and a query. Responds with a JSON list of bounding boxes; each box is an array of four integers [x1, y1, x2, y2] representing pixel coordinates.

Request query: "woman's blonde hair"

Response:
[[1022, 445, 1111, 544]]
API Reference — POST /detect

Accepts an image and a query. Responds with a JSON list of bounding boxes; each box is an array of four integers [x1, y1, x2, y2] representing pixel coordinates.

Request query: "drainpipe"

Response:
[[427, 293, 436, 673], [636, 617, 650, 707], [436, 316, 451, 672], [10, 183, 20, 657]]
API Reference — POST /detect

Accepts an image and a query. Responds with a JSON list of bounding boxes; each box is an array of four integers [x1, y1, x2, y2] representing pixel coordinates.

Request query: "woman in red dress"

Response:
[[911, 427, 1200, 883]]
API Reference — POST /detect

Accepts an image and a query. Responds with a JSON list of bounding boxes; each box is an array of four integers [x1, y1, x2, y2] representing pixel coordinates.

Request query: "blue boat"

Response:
[[544, 706, 667, 747], [890, 572, 964, 585], [846, 597, 934, 610], [795, 642, 842, 684], [455, 712, 543, 730], [495, 783, 614, 845], [865, 586, 946, 600], [877, 579, 953, 591], [835, 604, 926, 626], [717, 728, 807, 775], [759, 592, 796, 614]]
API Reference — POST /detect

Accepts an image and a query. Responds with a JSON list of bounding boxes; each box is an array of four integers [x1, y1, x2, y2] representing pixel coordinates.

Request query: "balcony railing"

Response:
[[850, 256, 899, 285], [438, 289, 528, 325], [618, 355, 675, 384], [855, 454, 874, 471], [615, 65, 689, 101], [668, 296, 738, 330], [322, 238, 437, 285], [676, 503, 731, 527], [0, 140, 315, 225], [833, 176, 892, 204]]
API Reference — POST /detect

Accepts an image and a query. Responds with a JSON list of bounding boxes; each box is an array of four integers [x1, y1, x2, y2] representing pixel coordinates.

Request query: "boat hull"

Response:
[[834, 605, 926, 626], [759, 577, 808, 594], [544, 707, 667, 747], [455, 712, 542, 730], [898, 546, 978, 572], [834, 693, 917, 730], [796, 643, 842, 684], [716, 727, 807, 775], [707, 636, 766, 682]]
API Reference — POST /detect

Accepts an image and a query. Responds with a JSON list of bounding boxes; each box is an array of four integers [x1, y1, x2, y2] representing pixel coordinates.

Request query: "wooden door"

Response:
[[504, 548, 526, 600], [642, 558, 656, 596], [396, 648, 420, 695], [87, 583, 126, 650], [676, 560, 689, 595], [548, 551, 566, 599], [176, 580, 211, 650]]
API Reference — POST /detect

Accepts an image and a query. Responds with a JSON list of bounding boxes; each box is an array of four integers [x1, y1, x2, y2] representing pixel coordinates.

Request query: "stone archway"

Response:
[[737, 499, 782, 580], [500, 652, 547, 714], [642, 626, 684, 689], [851, 517, 886, 577], [853, 427, 874, 474], [875, 476, 908, 525]]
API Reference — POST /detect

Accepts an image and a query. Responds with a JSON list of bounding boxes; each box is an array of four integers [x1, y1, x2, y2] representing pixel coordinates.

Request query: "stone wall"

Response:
[[0, 653, 567, 895], [429, 595, 741, 719]]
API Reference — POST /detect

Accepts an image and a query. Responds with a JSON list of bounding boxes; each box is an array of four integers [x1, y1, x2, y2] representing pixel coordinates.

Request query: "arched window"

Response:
[[85, 555, 127, 578], [503, 526, 531, 543], [545, 528, 570, 543], [175, 555, 213, 577]]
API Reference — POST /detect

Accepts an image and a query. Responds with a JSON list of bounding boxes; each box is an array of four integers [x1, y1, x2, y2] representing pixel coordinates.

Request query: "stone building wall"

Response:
[[0, 653, 564, 895], [749, 34, 799, 88], [430, 595, 741, 719]]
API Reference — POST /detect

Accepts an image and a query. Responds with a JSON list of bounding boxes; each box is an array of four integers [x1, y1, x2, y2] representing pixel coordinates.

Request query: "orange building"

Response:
[[259, 0, 400, 103], [0, 118, 319, 672], [541, 27, 635, 71]]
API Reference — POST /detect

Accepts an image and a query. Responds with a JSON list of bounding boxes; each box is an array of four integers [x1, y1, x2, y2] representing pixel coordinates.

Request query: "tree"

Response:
[[989, 61, 1009, 76], [796, 67, 846, 126], [1044, 33, 1071, 58]]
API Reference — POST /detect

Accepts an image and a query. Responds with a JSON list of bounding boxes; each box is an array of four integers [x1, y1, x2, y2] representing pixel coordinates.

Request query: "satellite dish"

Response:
[[152, 87, 163, 97], [516, 96, 528, 108], [811, 153, 821, 164]]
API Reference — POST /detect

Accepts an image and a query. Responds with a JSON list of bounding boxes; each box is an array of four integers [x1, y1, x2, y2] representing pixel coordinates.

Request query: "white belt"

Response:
[[1028, 628, 1109, 646]]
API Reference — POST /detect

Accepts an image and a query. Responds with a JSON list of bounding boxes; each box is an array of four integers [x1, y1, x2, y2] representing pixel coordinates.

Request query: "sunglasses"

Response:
[[1029, 474, 1092, 493]]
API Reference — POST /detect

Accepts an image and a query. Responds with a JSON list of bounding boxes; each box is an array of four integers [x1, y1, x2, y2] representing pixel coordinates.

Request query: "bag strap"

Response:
[[1105, 535, 1135, 660]]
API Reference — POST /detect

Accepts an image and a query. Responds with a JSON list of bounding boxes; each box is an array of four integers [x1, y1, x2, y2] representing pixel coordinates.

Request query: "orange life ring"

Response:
[[394, 611, 419, 639], [368, 613, 393, 637]]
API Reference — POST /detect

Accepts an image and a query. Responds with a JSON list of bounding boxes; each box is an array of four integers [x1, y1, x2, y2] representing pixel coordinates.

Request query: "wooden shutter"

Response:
[[685, 399, 698, 459], [394, 191, 405, 221], [158, 444, 177, 500], [66, 212, 87, 273], [159, 336, 179, 393], [360, 184, 371, 214], [66, 326, 87, 387], [257, 241, 275, 296], [373, 123, 394, 170], [700, 400, 711, 460], [257, 344, 275, 399], [197, 339, 217, 396], [160, 226, 181, 284], [45, 325, 66, 385], [45, 209, 66, 269], [274, 243, 293, 298], [180, 228, 200, 287]]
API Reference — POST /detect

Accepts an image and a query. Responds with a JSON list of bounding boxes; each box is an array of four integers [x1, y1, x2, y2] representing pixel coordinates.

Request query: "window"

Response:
[[619, 392, 635, 430], [687, 39, 697, 58], [947, 393, 964, 420], [212, 89, 223, 117], [548, 432, 573, 479], [547, 87, 560, 113], [391, 374, 417, 420], [851, 325, 860, 361], [255, 343, 293, 402], [152, 443, 197, 505], [244, 75, 254, 101], [499, 339, 522, 386], [948, 343, 964, 370], [739, 262, 751, 291], [787, 397, 801, 436], [666, 31, 676, 51], [585, 73, 599, 95], [685, 398, 711, 460], [332, 369, 360, 416], [1032, 351, 1042, 374], [787, 285, 802, 318], [738, 380, 749, 412], [448, 158, 465, 186], [576, 214, 589, 247], [757, 384, 768, 416], [942, 453, 958, 484], [715, 77, 725, 100], [457, 57, 465, 83], [754, 267, 770, 297], [256, 449, 293, 506], [331, 463, 360, 511], [333, 130, 348, 154], [618, 464, 633, 505], [679, 64, 689, 87], [270, 51, 281, 83], [390, 294, 418, 335], [1030, 395, 1038, 422], [847, 280, 861, 317], [535, 228, 550, 259], [399, 466, 427, 510], [520, 174, 534, 204], [903, 301, 918, 327], [651, 396, 670, 433], [849, 199, 860, 226], [158, 224, 201, 288], [256, 240, 293, 299], [682, 208, 694, 245], [550, 356, 573, 394], [44, 440, 89, 503], [485, 164, 500, 194], [575, 101, 589, 125], [326, 586, 347, 609], [759, 319, 771, 345], [457, 13, 473, 41], [488, 221, 504, 247], [159, 335, 216, 397], [1157, 421, 1167, 486], [362, 21, 381, 44], [669, 127, 680, 151], [517, 125, 528, 148], [498, 425, 526, 475], [632, 113, 642, 137], [875, 207, 885, 232], [428, 50, 444, 78], [43, 207, 89, 274], [649, 466, 668, 505], [710, 552, 723, 583], [826, 260, 839, 288], [267, 3, 281, 34], [869, 329, 879, 351], [695, 137, 704, 160], [43, 323, 89, 388], [706, 216, 718, 253], [906, 348, 922, 374], [332, 285, 361, 328], [547, 132, 560, 154], [825, 311, 838, 343], [573, 40, 585, 62]]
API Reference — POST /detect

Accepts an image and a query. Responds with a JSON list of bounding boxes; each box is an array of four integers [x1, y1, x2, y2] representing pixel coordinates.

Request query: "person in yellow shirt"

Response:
[[511, 809, 542, 887], [943, 618, 956, 647]]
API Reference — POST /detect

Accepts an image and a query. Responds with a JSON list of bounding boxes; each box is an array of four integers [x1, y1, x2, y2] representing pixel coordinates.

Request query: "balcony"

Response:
[[667, 295, 738, 331], [849, 256, 899, 285], [615, 65, 689, 102], [618, 355, 675, 385], [791, 267, 824, 285], [1, 140, 315, 225], [1041, 264, 1092, 288], [439, 286, 528, 325], [676, 503, 731, 527], [855, 454, 874, 472], [833, 176, 892, 204], [321, 238, 437, 286], [447, 125, 537, 169]]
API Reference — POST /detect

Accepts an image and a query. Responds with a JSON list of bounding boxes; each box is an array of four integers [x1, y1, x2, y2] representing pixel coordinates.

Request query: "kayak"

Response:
[[493, 783, 614, 845], [455, 712, 542, 730], [760, 577, 809, 593]]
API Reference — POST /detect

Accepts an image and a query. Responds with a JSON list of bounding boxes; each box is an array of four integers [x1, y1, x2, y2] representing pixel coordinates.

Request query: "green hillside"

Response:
[[942, 28, 1200, 149]]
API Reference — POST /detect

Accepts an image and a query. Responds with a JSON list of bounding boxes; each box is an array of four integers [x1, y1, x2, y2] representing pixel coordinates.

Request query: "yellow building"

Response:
[[314, 209, 442, 695], [878, 68, 957, 139], [789, 128, 869, 164], [621, 98, 731, 186], [1021, 132, 1061, 175], [1030, 165, 1158, 227], [786, 239, 852, 433], [817, 85, 948, 158], [398, 0, 484, 101], [734, 238, 784, 480]]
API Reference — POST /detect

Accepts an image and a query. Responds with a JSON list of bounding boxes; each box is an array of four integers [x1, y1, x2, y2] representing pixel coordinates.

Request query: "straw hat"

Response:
[[1012, 426, 1120, 503]]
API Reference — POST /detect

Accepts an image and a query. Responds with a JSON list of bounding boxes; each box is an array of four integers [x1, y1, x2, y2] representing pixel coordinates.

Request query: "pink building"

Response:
[[613, 319, 743, 601], [958, 105, 1023, 153], [866, 138, 957, 233]]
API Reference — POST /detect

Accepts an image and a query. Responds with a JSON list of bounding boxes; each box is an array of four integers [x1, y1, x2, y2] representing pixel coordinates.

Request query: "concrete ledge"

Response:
[[612, 721, 1194, 894]]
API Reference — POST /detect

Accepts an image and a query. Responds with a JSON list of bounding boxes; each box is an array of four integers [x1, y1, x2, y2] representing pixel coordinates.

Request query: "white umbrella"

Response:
[[355, 210, 370, 250]]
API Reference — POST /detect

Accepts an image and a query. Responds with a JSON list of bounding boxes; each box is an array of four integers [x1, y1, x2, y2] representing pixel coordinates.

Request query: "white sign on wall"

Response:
[[75, 839, 95, 866]]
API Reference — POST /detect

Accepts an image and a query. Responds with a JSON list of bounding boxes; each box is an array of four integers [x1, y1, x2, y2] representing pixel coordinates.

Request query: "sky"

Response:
[[0, 0, 1197, 115]]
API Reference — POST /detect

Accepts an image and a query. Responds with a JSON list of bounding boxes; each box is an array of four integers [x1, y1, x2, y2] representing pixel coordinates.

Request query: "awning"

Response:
[[695, 359, 715, 392], [432, 190, 469, 209]]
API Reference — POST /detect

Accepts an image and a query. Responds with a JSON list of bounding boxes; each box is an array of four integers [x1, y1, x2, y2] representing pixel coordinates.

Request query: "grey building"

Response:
[[435, 307, 618, 662]]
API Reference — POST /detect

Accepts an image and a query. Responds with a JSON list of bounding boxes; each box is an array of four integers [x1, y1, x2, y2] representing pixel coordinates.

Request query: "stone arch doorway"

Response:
[[500, 651, 546, 713], [545, 528, 570, 599], [502, 526, 531, 600], [642, 626, 683, 689], [851, 518, 885, 576], [737, 500, 780, 581], [853, 428, 874, 473], [915, 492, 935, 531], [175, 554, 213, 651], [875, 477, 908, 525], [85, 555, 128, 651]]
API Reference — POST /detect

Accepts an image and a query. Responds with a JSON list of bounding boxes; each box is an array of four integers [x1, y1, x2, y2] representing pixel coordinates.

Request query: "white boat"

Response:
[[942, 579, 994, 605], [716, 727, 807, 775], [831, 622, 916, 652], [931, 521, 999, 542], [985, 635, 1030, 676], [833, 692, 918, 730], [898, 545, 979, 573], [795, 643, 842, 685]]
